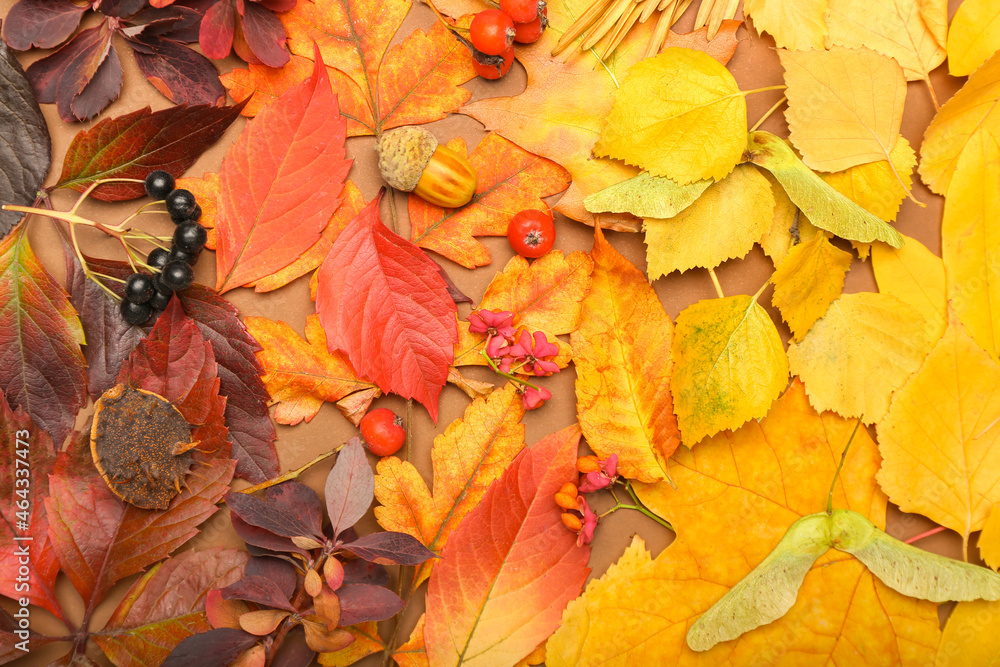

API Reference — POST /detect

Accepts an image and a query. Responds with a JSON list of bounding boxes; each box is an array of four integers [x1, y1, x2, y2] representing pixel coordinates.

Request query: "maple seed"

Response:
[[376, 126, 477, 208], [90, 384, 197, 509]]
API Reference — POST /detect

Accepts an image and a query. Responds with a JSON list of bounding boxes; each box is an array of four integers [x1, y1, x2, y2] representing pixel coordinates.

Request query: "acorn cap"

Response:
[[90, 384, 196, 510], [376, 126, 439, 192]]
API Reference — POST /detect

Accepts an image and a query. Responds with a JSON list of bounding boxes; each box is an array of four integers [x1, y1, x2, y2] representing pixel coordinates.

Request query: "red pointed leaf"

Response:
[[225, 482, 324, 540], [230, 514, 308, 556], [336, 584, 404, 626], [2, 0, 86, 50], [324, 437, 373, 539], [0, 608, 57, 663], [424, 425, 590, 667], [315, 195, 458, 420], [128, 35, 226, 106], [214, 48, 350, 292], [27, 25, 106, 103], [245, 555, 297, 600], [199, 0, 236, 58]]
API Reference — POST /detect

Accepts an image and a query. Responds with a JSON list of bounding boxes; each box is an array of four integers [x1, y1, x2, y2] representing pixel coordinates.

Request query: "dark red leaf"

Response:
[[239, 1, 288, 68], [128, 34, 226, 106], [199, 0, 235, 59], [161, 627, 257, 667], [2, 0, 86, 51], [127, 5, 206, 43], [0, 607, 56, 665], [245, 556, 297, 600], [431, 256, 472, 305], [325, 438, 373, 540], [55, 102, 244, 200], [343, 558, 390, 588], [336, 584, 404, 626], [256, 0, 296, 12], [269, 627, 315, 667], [265, 482, 325, 536], [221, 575, 297, 612], [28, 25, 102, 103], [341, 532, 438, 566], [231, 514, 308, 556], [98, 0, 146, 17], [225, 484, 324, 540]]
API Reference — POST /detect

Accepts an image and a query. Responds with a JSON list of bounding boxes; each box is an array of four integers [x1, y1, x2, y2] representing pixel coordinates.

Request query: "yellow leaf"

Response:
[[547, 381, 941, 666], [671, 294, 788, 445], [743, 0, 828, 50], [919, 50, 1000, 196], [780, 46, 906, 172], [771, 234, 853, 341], [825, 0, 946, 83], [947, 0, 1000, 77], [936, 599, 1000, 666], [572, 225, 680, 483], [757, 171, 822, 266], [820, 137, 917, 222], [643, 164, 775, 278], [317, 622, 384, 666], [593, 48, 747, 184], [584, 172, 711, 219], [872, 233, 946, 343], [877, 317, 1000, 549], [788, 292, 930, 422], [980, 507, 1000, 572]]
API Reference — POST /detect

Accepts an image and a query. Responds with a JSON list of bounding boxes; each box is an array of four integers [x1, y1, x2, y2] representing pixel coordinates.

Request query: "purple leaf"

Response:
[[161, 628, 257, 667], [2, 0, 86, 50], [245, 556, 297, 601], [231, 514, 308, 556], [199, 0, 235, 59], [98, 0, 146, 18], [343, 558, 390, 588], [336, 584, 404, 626], [257, 0, 296, 12], [225, 485, 324, 540], [221, 575, 297, 612], [127, 5, 205, 42], [269, 627, 315, 667], [325, 438, 374, 540], [342, 532, 438, 566], [265, 482, 325, 537], [127, 35, 226, 106], [239, 1, 288, 68]]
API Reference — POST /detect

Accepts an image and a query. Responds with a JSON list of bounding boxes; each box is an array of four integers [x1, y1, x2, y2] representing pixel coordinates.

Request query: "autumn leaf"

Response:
[[244, 314, 377, 426], [374, 383, 525, 589], [547, 381, 941, 665], [981, 509, 1000, 572], [643, 164, 775, 278], [392, 615, 426, 667], [662, 20, 741, 65], [317, 621, 384, 666], [671, 294, 788, 445], [872, 233, 946, 344], [572, 224, 679, 483], [315, 193, 457, 421], [787, 292, 931, 423], [214, 50, 351, 293], [876, 316, 1000, 554], [757, 171, 820, 266], [409, 134, 570, 269], [175, 172, 220, 250], [947, 0, 1000, 77], [452, 316, 573, 370], [743, 0, 827, 50], [584, 173, 711, 220], [770, 234, 853, 341], [424, 425, 590, 667], [819, 137, 916, 222], [935, 599, 1000, 665]]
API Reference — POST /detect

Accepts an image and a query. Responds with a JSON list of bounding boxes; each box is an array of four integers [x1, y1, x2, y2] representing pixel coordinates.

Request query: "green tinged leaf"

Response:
[[584, 172, 711, 218]]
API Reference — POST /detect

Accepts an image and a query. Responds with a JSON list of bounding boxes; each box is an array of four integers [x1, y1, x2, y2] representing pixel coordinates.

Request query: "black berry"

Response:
[[148, 247, 170, 270], [173, 222, 208, 254], [148, 290, 172, 310], [185, 203, 202, 222], [165, 189, 197, 222], [144, 171, 175, 200], [161, 260, 194, 292], [120, 299, 152, 325], [168, 246, 198, 266], [151, 273, 173, 295], [124, 273, 154, 304]]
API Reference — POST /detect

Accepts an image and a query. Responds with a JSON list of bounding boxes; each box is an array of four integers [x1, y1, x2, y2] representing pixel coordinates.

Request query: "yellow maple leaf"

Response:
[[771, 234, 853, 341], [373, 383, 525, 590], [936, 599, 1000, 665], [871, 233, 946, 344], [787, 292, 930, 423], [643, 164, 775, 279], [980, 507, 1000, 572], [876, 316, 1000, 557], [593, 48, 747, 185], [780, 46, 906, 173], [547, 381, 941, 665], [671, 293, 788, 445], [947, 0, 1000, 77], [820, 137, 916, 222], [572, 224, 679, 483], [743, 0, 828, 50]]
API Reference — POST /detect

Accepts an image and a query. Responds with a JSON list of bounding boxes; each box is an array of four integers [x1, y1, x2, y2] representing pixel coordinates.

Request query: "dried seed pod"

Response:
[[90, 384, 197, 510], [376, 126, 477, 208]]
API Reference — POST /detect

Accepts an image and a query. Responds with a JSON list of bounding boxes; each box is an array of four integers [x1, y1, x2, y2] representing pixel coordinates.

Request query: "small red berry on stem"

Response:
[[500, 0, 540, 23], [513, 4, 547, 44], [360, 407, 406, 457], [470, 9, 515, 55], [507, 209, 555, 258], [472, 43, 515, 80]]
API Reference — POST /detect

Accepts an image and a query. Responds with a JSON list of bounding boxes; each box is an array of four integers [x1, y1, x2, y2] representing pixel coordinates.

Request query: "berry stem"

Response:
[[622, 480, 674, 530], [92, 271, 126, 284], [479, 348, 544, 391]]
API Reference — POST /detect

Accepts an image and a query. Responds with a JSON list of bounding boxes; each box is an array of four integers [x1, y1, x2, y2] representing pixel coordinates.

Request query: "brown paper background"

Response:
[[0, 0, 970, 664]]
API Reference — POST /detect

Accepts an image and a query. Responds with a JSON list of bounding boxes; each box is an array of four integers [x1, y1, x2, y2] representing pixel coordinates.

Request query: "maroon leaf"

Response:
[[221, 575, 296, 612], [2, 0, 86, 50], [431, 256, 472, 305], [269, 627, 315, 667], [127, 3, 206, 42], [225, 486, 324, 540], [161, 627, 257, 667], [343, 557, 390, 588], [0, 607, 56, 665], [91, 547, 248, 667], [239, 1, 289, 68], [325, 438, 373, 540], [128, 34, 226, 106], [231, 514, 307, 556], [258, 0, 297, 11], [98, 0, 146, 17], [336, 584, 404, 626], [245, 556, 297, 600], [342, 532, 438, 566], [199, 0, 235, 59], [55, 102, 245, 200]]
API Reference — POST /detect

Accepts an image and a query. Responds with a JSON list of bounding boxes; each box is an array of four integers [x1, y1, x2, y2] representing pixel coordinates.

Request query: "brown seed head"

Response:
[[376, 126, 438, 192]]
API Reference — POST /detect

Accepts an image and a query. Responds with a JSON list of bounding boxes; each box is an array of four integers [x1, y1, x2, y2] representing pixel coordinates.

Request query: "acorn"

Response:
[[376, 126, 477, 208]]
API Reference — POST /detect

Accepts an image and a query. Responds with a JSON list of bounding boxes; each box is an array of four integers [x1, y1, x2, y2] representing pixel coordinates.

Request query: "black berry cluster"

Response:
[[119, 171, 208, 326]]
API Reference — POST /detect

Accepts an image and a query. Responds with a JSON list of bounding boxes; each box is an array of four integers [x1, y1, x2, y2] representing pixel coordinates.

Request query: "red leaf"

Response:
[[225, 482, 325, 540], [324, 437, 373, 540], [342, 532, 437, 566], [240, 1, 289, 68], [2, 0, 86, 51], [336, 584, 404, 626], [245, 555, 297, 599], [55, 102, 244, 200], [214, 48, 350, 292], [161, 627, 258, 667], [222, 575, 297, 612], [0, 225, 87, 449], [128, 35, 226, 106], [199, 0, 235, 58], [230, 514, 307, 556], [315, 194, 458, 420], [424, 425, 590, 667]]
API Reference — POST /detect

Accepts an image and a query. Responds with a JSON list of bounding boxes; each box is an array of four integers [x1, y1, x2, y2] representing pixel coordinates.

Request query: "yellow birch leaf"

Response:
[[373, 383, 525, 589], [757, 171, 821, 266], [771, 234, 853, 341], [825, 0, 946, 84], [876, 316, 1000, 548], [548, 381, 941, 666], [788, 292, 930, 422], [947, 0, 1000, 77], [593, 48, 747, 185], [671, 294, 788, 445], [643, 164, 775, 278], [780, 46, 906, 172], [936, 599, 1000, 666], [942, 131, 1000, 360], [980, 507, 1000, 572], [919, 50, 1000, 196], [743, 0, 828, 51], [871, 233, 946, 343], [820, 137, 916, 222], [572, 224, 680, 483]]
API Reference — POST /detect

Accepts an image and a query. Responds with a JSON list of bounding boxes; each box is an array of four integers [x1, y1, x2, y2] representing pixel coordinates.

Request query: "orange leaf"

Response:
[[317, 621, 385, 666], [424, 424, 590, 666], [662, 20, 743, 65], [239, 609, 289, 636], [374, 383, 525, 590], [409, 133, 571, 268], [392, 615, 428, 667]]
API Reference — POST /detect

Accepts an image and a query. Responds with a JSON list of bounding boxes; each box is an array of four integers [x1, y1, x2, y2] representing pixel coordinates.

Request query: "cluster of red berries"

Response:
[[556, 454, 619, 546], [119, 171, 208, 325], [467, 0, 548, 80]]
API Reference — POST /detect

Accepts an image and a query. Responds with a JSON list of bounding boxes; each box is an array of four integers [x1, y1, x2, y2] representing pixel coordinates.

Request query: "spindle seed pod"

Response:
[[376, 126, 477, 208]]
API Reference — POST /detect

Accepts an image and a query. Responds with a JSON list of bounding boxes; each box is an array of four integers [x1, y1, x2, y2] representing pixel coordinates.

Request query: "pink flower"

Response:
[[467, 309, 516, 339], [576, 495, 597, 547], [578, 454, 619, 493], [507, 330, 560, 376], [522, 385, 551, 410], [485, 334, 509, 358]]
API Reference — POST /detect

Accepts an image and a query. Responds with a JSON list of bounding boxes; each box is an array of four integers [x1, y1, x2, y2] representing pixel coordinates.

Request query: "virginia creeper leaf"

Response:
[[325, 437, 373, 541], [127, 34, 226, 107]]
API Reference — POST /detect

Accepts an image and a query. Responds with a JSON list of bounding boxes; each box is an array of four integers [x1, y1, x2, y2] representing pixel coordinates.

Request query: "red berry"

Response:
[[472, 43, 515, 80], [470, 9, 515, 56], [500, 0, 539, 23], [512, 5, 547, 43], [507, 209, 555, 258], [360, 408, 405, 457]]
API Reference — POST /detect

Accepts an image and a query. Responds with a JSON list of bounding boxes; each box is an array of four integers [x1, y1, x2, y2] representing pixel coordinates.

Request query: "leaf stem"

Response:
[[923, 75, 940, 112], [742, 84, 788, 97], [826, 418, 862, 514], [479, 349, 543, 391], [904, 525, 947, 545], [237, 446, 343, 494], [751, 277, 770, 303], [749, 95, 787, 133], [708, 267, 725, 299]]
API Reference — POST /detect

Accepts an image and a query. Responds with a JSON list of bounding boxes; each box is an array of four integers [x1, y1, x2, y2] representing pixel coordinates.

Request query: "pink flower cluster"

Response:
[[557, 454, 619, 546]]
